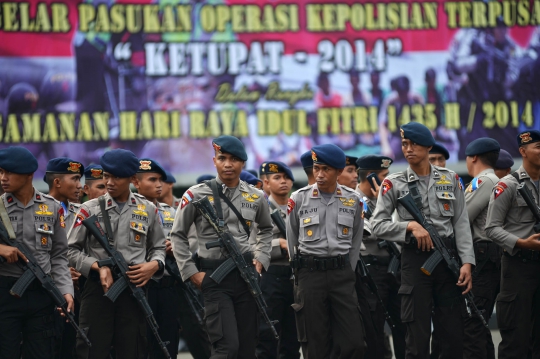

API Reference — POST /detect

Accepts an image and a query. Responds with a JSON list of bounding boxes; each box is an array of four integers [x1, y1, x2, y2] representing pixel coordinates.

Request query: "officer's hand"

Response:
[[370, 178, 381, 197], [127, 261, 159, 287], [407, 222, 433, 251], [517, 233, 540, 251], [57, 294, 75, 322], [190, 272, 206, 290], [165, 239, 174, 257], [457, 263, 473, 295], [0, 244, 28, 263], [99, 266, 114, 293], [279, 238, 289, 254], [70, 267, 81, 290], [253, 259, 264, 274]]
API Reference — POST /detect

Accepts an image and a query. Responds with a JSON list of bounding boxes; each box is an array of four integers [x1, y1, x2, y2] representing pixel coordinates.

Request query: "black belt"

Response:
[[291, 253, 350, 271], [148, 276, 177, 288], [504, 249, 540, 262], [361, 254, 390, 266], [405, 235, 456, 250], [199, 252, 253, 271], [267, 265, 292, 275], [0, 275, 43, 290]]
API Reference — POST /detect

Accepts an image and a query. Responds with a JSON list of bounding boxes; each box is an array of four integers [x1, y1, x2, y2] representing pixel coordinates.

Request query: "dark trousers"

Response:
[[177, 284, 211, 359], [256, 265, 301, 359], [400, 247, 463, 359], [294, 265, 366, 359], [0, 277, 56, 359], [76, 278, 147, 359], [147, 279, 181, 359], [361, 259, 406, 359], [496, 254, 540, 359], [201, 269, 259, 359]]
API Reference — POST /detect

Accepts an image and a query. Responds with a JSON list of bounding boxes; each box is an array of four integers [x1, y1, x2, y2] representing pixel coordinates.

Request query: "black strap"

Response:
[[511, 172, 521, 183], [205, 179, 251, 237], [403, 171, 423, 210]]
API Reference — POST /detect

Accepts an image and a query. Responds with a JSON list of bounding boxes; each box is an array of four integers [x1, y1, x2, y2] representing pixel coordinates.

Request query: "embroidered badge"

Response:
[[242, 192, 255, 202], [381, 179, 393, 196], [443, 203, 450, 211], [336, 188, 342, 196], [41, 237, 48, 246], [74, 213, 85, 228], [457, 174, 464, 190], [212, 142, 222, 153], [436, 175, 452, 185], [287, 198, 295, 214], [312, 189, 319, 197], [36, 204, 53, 215], [135, 234, 141, 242], [520, 132, 532, 144], [494, 182, 507, 199], [180, 190, 194, 209], [381, 159, 391, 168], [400, 128, 405, 138], [91, 168, 103, 178], [133, 204, 148, 216], [268, 164, 279, 173], [342, 227, 349, 235], [303, 217, 311, 224], [67, 162, 82, 173], [306, 229, 313, 237], [59, 208, 65, 228], [311, 150, 317, 162], [139, 160, 152, 170]]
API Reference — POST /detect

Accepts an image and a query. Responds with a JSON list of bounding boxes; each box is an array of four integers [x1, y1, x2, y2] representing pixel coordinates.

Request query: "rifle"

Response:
[[356, 256, 395, 328], [397, 192, 488, 328], [377, 240, 401, 277], [81, 197, 171, 359], [192, 196, 279, 340], [270, 209, 287, 238], [516, 182, 540, 233], [0, 204, 91, 347]]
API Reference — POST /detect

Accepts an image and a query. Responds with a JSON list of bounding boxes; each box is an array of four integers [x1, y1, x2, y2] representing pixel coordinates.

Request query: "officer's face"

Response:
[[158, 182, 174, 201], [0, 169, 32, 194], [428, 154, 446, 168], [520, 142, 540, 167], [57, 174, 82, 202], [103, 172, 133, 199], [84, 180, 107, 200], [313, 164, 343, 191], [337, 165, 358, 190], [402, 140, 430, 165], [213, 153, 244, 183], [265, 173, 293, 197], [134, 173, 163, 202]]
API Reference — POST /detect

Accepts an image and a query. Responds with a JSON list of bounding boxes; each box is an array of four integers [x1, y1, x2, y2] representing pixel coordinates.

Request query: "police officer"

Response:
[[171, 135, 273, 359], [485, 130, 540, 359], [287, 144, 366, 359], [67, 149, 166, 359], [157, 170, 181, 209], [258, 162, 272, 197], [337, 155, 358, 190], [372, 122, 474, 358], [0, 146, 74, 358], [300, 151, 315, 185], [428, 142, 450, 168], [357, 155, 406, 359], [255, 161, 300, 359], [83, 164, 107, 201], [494, 149, 514, 179], [462, 138, 501, 359]]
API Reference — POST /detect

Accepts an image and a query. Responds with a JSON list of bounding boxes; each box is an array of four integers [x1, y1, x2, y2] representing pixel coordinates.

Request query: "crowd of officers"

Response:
[[0, 123, 538, 359]]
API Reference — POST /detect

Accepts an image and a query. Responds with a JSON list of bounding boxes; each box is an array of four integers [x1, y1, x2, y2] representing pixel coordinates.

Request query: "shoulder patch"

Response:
[[466, 177, 483, 193], [287, 198, 295, 215], [181, 190, 194, 209], [381, 179, 393, 196], [493, 182, 508, 199]]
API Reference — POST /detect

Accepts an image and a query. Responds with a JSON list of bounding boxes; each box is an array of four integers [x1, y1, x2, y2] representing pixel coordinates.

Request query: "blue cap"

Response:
[[212, 135, 247, 161], [240, 170, 262, 187], [495, 149, 514, 169], [163, 170, 176, 184], [45, 157, 84, 180], [311, 144, 346, 169], [345, 156, 358, 168], [300, 151, 314, 168], [517, 130, 540, 147], [261, 161, 295, 181], [84, 164, 103, 180], [401, 122, 435, 147], [196, 174, 214, 184], [137, 158, 167, 179], [465, 138, 500, 156], [430, 142, 450, 160], [0, 147, 38, 174], [100, 149, 139, 178], [356, 155, 393, 170]]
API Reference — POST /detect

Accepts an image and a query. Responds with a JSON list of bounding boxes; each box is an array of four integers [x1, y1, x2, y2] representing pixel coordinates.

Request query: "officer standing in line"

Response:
[[287, 144, 366, 359], [171, 135, 273, 359], [357, 155, 406, 359], [255, 161, 300, 359], [462, 138, 501, 359], [485, 130, 540, 359], [82, 165, 107, 201], [0, 147, 74, 358], [372, 122, 475, 358], [157, 170, 181, 209], [493, 149, 514, 179], [67, 149, 166, 359], [300, 151, 316, 185], [337, 155, 358, 190], [258, 163, 272, 197], [428, 143, 449, 168]]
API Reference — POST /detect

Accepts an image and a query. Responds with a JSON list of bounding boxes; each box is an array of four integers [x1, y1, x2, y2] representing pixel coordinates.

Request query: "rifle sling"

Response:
[[0, 196, 16, 239], [403, 171, 424, 211], [205, 179, 251, 237], [98, 196, 114, 246]]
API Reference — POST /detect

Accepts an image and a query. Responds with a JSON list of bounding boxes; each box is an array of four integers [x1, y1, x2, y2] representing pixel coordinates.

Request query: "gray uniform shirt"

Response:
[[67, 192, 166, 278], [267, 195, 289, 266], [357, 189, 388, 258], [372, 165, 475, 265], [286, 183, 364, 270], [464, 169, 499, 243], [485, 166, 539, 255], [157, 202, 176, 277], [0, 191, 74, 296], [64, 202, 81, 231], [171, 178, 274, 282]]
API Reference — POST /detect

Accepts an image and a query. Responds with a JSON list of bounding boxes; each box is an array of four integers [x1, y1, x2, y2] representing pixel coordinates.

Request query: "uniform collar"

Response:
[[3, 188, 42, 208], [310, 183, 342, 203], [477, 168, 495, 178], [517, 165, 531, 181], [406, 165, 441, 182], [268, 195, 287, 214]]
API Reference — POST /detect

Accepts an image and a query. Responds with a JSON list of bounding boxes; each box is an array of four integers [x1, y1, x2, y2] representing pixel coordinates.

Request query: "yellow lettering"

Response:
[[306, 5, 322, 31], [4, 114, 21, 143], [235, 111, 248, 137], [189, 111, 205, 138], [200, 5, 216, 32], [94, 4, 110, 32], [58, 113, 76, 141], [93, 112, 109, 140], [51, 4, 70, 32], [138, 111, 153, 139], [120, 112, 137, 140], [110, 5, 125, 33], [78, 4, 94, 32], [444, 2, 458, 29], [42, 114, 59, 142], [21, 113, 41, 142], [77, 113, 92, 141]]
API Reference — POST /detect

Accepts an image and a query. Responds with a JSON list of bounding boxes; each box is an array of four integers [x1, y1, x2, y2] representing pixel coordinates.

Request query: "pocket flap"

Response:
[[398, 284, 414, 295], [496, 292, 517, 303], [35, 222, 54, 235], [129, 221, 148, 234], [436, 192, 455, 200], [300, 215, 319, 227], [337, 215, 354, 227], [241, 208, 256, 221], [204, 302, 220, 317]]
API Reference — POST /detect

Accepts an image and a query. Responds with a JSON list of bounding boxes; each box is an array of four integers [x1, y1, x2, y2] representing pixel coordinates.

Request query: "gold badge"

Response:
[[42, 224, 49, 231], [208, 196, 214, 203], [336, 188, 342, 196], [138, 223, 144, 231], [436, 175, 451, 185], [133, 204, 148, 216], [381, 159, 391, 168], [312, 189, 319, 197], [342, 227, 349, 235], [246, 220, 252, 227], [91, 168, 103, 178], [36, 204, 53, 215], [139, 160, 152, 170], [135, 234, 141, 242], [311, 150, 317, 161], [251, 194, 259, 199], [306, 229, 313, 237], [242, 193, 255, 202], [303, 217, 311, 224], [212, 142, 222, 153], [268, 164, 279, 173], [443, 203, 450, 211], [400, 128, 405, 138], [520, 132, 532, 144], [67, 162, 82, 173], [41, 237, 48, 246]]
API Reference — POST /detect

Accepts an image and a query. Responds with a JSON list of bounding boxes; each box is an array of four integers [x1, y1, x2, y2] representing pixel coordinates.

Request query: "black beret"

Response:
[[495, 149, 514, 169], [84, 164, 103, 180], [196, 174, 214, 184], [517, 130, 540, 147], [430, 142, 450, 160], [465, 138, 500, 156], [0, 147, 38, 174], [100, 149, 139, 178], [345, 156, 358, 168], [212, 135, 247, 161], [311, 144, 346, 169], [262, 161, 295, 181], [356, 155, 393, 170], [300, 151, 314, 168], [45, 158, 84, 180], [163, 170, 176, 184], [137, 158, 166, 179], [240, 170, 262, 187], [401, 122, 435, 147]]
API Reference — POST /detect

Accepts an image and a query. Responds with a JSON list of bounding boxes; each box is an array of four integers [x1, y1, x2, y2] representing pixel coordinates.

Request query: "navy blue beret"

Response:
[[196, 174, 214, 184], [163, 170, 176, 184], [0, 147, 38, 174], [345, 156, 358, 168], [495, 149, 514, 169], [137, 158, 166, 179], [311, 144, 346, 169], [84, 164, 103, 180], [465, 138, 500, 156], [430, 142, 450, 160], [517, 130, 540, 147], [300, 151, 314, 168], [240, 170, 262, 187], [100, 149, 139, 178], [45, 158, 84, 180], [212, 135, 247, 161], [261, 161, 295, 181], [356, 155, 393, 170], [401, 122, 435, 147]]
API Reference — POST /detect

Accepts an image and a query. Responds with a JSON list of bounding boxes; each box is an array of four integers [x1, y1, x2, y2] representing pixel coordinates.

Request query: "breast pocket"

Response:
[[337, 215, 354, 240], [35, 222, 53, 251], [129, 221, 148, 247], [299, 215, 320, 242], [240, 209, 256, 233], [516, 194, 535, 223], [436, 192, 455, 217]]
